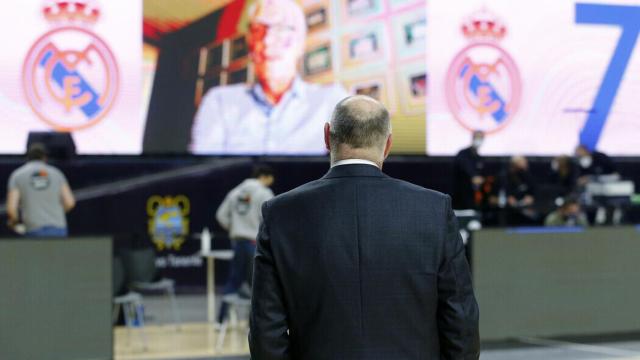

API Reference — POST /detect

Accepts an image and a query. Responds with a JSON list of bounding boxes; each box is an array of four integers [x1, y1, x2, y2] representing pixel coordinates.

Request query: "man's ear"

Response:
[[324, 123, 331, 152], [383, 134, 393, 159]]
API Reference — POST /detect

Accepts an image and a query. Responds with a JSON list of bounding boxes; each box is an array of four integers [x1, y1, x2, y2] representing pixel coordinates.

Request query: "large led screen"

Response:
[[142, 0, 427, 155], [3, 1, 640, 156], [0, 0, 143, 154], [427, 0, 640, 155]]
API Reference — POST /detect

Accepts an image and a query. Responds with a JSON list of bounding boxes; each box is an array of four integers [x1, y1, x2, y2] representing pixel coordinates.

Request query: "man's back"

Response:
[[8, 161, 67, 232], [250, 164, 479, 359]]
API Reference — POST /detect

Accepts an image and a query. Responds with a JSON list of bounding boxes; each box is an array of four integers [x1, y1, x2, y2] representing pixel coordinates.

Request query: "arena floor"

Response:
[[115, 295, 640, 360]]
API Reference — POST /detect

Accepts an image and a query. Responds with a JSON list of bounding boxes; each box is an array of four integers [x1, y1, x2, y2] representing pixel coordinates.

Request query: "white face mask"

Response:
[[472, 138, 483, 149], [579, 156, 593, 168]]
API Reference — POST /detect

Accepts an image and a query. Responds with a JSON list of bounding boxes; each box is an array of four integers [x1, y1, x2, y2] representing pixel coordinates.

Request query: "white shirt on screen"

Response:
[[190, 77, 348, 155], [332, 159, 379, 168]]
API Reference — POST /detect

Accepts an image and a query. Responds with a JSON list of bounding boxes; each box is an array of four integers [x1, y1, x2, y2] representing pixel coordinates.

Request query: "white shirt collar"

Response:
[[331, 159, 379, 168]]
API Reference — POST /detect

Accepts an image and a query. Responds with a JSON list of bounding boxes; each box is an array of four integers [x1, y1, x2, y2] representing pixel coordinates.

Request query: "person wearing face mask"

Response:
[[574, 145, 622, 225], [453, 130, 486, 209], [502, 155, 538, 225], [190, 0, 348, 155], [545, 196, 588, 227], [574, 145, 616, 185]]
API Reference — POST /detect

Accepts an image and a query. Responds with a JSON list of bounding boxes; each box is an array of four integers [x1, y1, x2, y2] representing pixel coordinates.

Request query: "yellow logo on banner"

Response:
[[147, 195, 190, 251]]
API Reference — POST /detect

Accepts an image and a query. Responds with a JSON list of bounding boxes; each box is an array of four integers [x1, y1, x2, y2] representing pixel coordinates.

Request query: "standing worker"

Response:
[[453, 130, 486, 209], [6, 143, 75, 237], [216, 164, 275, 323]]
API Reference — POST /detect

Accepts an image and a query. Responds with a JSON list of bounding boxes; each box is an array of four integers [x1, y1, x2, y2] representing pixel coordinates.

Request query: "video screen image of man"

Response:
[[190, 0, 348, 155]]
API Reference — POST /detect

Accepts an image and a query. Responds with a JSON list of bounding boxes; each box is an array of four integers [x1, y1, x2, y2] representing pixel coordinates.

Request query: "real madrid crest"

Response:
[[446, 10, 522, 134], [22, 0, 119, 132], [147, 195, 190, 251]]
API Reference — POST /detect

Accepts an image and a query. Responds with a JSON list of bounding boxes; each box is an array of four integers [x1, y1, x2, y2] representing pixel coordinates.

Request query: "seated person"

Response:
[[190, 0, 348, 154], [503, 156, 538, 225], [549, 155, 578, 196], [545, 196, 588, 227], [574, 145, 616, 185]]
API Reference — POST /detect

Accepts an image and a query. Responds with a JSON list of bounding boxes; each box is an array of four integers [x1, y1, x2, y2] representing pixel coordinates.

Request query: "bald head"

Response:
[[329, 95, 391, 150], [325, 95, 392, 167]]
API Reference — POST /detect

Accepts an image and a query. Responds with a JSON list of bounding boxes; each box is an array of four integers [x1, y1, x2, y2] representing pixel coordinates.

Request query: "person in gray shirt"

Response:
[[6, 143, 75, 237], [216, 164, 275, 323]]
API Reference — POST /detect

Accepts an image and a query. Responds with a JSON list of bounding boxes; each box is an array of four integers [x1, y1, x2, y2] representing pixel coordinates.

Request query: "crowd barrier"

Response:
[[0, 238, 112, 360], [473, 226, 640, 341]]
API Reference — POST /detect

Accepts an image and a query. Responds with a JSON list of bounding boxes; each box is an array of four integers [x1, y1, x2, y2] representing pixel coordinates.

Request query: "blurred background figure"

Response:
[[5, 143, 75, 237], [545, 195, 588, 227], [574, 144, 625, 225], [549, 155, 578, 197], [453, 130, 486, 209], [190, 0, 347, 154], [502, 155, 537, 225], [215, 164, 275, 323], [575, 144, 616, 185]]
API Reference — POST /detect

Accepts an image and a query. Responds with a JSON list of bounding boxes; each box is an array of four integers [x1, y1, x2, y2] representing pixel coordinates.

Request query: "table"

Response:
[[199, 250, 234, 323]]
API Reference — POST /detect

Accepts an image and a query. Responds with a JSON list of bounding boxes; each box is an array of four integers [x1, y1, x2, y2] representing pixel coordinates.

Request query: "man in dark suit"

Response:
[[250, 95, 480, 359]]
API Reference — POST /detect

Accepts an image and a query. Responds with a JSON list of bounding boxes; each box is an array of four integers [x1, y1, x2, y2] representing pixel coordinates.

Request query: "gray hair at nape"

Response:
[[329, 95, 391, 150]]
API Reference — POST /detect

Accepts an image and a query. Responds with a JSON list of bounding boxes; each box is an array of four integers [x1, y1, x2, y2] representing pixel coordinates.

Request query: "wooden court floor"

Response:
[[115, 323, 640, 360], [114, 322, 249, 360]]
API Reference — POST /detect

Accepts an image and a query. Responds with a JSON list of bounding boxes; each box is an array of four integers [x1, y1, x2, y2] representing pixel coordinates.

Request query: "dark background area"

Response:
[[2, 155, 639, 234], [1, 155, 638, 289]]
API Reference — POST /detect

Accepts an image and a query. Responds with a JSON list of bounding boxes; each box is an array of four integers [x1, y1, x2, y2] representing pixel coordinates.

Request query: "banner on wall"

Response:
[[0, 0, 143, 154], [427, 0, 640, 155]]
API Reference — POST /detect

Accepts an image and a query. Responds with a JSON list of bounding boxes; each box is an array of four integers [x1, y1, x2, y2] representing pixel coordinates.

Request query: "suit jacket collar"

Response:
[[323, 164, 386, 179]]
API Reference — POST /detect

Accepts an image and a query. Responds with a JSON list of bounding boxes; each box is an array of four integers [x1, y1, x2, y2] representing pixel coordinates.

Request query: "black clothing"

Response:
[[549, 163, 578, 196], [505, 169, 536, 201], [578, 151, 616, 177], [453, 147, 484, 209], [250, 164, 480, 360]]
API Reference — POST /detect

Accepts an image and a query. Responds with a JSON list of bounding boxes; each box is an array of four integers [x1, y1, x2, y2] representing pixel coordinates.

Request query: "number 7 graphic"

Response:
[[576, 3, 640, 150]]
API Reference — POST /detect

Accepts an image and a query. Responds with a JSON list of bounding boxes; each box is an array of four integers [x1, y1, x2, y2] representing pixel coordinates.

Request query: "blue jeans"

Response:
[[223, 239, 257, 294], [26, 226, 68, 237], [218, 239, 256, 322]]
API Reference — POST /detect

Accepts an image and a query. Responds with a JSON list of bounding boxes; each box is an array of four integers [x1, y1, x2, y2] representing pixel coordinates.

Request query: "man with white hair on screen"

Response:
[[190, 0, 348, 155]]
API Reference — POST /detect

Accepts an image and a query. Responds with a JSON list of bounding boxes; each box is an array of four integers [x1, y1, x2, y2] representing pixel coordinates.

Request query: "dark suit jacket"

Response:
[[250, 164, 480, 360]]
